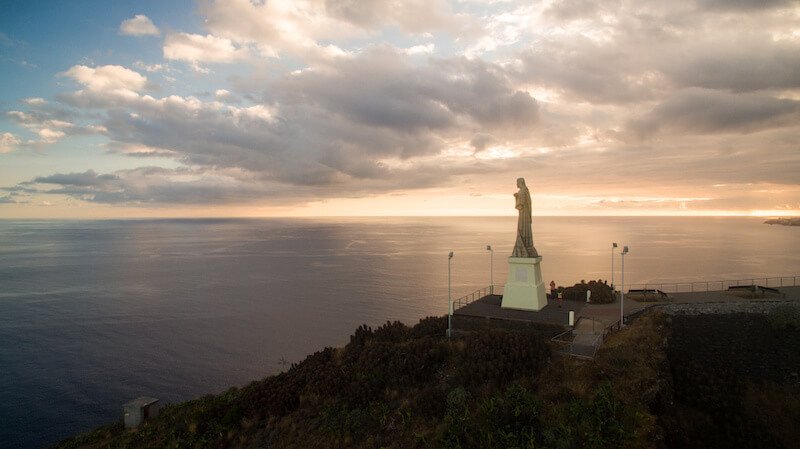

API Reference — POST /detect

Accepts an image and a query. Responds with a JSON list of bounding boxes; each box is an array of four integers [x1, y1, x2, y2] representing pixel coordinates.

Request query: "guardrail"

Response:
[[550, 328, 606, 360], [452, 285, 498, 309], [551, 316, 626, 360], [626, 275, 798, 294]]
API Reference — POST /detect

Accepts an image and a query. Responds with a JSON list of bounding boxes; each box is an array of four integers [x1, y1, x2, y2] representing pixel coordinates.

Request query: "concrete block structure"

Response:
[[123, 397, 159, 429]]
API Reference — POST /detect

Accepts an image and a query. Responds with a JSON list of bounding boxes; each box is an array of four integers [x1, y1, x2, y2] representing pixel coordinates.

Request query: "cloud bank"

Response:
[[2, 0, 799, 215]]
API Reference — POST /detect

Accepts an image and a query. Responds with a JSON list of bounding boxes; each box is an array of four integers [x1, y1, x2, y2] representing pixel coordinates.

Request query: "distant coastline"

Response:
[[764, 217, 800, 226]]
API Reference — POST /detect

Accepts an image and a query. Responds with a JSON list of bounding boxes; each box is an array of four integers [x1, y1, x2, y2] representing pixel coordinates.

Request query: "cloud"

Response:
[[105, 143, 179, 158], [514, 37, 664, 104], [197, 0, 465, 61], [33, 169, 118, 187], [198, 0, 356, 60], [163, 33, 250, 65], [60, 65, 148, 105], [542, 0, 601, 22], [119, 14, 160, 36], [214, 89, 237, 102], [7, 110, 71, 129], [22, 97, 46, 106], [405, 43, 435, 55], [42, 48, 536, 196], [6, 108, 104, 145], [36, 128, 65, 143], [133, 61, 165, 73], [323, 0, 461, 33], [661, 40, 800, 92], [628, 89, 800, 137], [6, 0, 800, 213], [275, 49, 538, 134], [27, 166, 300, 205], [695, 0, 795, 11], [0, 132, 20, 153]]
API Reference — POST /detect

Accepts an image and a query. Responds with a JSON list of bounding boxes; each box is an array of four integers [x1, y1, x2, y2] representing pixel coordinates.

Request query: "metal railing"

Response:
[[551, 314, 633, 360], [452, 285, 498, 309], [626, 275, 798, 294], [550, 327, 607, 360]]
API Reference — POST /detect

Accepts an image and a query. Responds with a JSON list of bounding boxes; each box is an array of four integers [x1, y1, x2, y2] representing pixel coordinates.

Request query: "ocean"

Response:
[[1, 216, 799, 448]]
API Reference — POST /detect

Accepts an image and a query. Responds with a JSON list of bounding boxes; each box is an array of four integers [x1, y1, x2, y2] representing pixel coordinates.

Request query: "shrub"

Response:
[[565, 383, 628, 449], [475, 384, 543, 449], [559, 280, 614, 304], [767, 304, 800, 330], [441, 387, 471, 448], [456, 330, 551, 388], [411, 315, 448, 338]]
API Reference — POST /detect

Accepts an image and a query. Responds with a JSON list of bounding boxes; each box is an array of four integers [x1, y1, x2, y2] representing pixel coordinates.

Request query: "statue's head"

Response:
[[516, 177, 526, 188]]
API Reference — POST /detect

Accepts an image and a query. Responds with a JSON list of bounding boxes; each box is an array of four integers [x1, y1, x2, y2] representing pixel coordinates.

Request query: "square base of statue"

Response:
[[502, 256, 547, 311]]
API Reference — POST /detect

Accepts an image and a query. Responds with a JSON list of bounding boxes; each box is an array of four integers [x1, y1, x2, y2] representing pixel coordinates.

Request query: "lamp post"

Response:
[[611, 242, 618, 290], [448, 251, 454, 338], [486, 245, 494, 294], [620, 245, 629, 326]]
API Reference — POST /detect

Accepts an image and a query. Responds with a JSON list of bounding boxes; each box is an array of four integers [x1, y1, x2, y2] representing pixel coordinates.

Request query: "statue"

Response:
[[512, 177, 538, 258], [502, 177, 547, 311]]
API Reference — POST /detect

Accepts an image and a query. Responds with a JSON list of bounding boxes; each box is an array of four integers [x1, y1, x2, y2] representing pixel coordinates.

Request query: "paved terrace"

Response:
[[453, 285, 800, 330]]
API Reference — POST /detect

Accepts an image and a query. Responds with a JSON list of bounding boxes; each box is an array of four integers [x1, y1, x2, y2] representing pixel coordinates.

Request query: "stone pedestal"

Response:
[[502, 256, 547, 311]]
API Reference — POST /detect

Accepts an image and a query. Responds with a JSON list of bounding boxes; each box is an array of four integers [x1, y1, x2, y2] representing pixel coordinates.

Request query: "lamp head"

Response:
[[486, 245, 492, 251], [613, 242, 618, 248], [622, 246, 629, 254], [448, 251, 454, 259]]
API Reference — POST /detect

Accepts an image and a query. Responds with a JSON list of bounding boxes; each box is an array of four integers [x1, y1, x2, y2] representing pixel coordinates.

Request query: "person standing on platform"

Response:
[[549, 280, 556, 300]]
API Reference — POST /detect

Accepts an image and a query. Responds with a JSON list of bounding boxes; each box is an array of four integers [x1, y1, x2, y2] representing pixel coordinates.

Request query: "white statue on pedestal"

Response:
[[502, 177, 547, 311]]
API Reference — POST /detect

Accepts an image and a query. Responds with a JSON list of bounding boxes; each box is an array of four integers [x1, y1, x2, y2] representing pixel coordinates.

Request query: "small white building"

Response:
[[123, 396, 159, 429]]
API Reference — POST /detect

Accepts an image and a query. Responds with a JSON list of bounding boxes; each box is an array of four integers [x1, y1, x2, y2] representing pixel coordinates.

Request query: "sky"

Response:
[[1, 0, 799, 218]]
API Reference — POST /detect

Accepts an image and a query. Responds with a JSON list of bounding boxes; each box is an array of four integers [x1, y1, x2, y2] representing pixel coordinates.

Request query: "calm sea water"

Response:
[[1, 216, 799, 448]]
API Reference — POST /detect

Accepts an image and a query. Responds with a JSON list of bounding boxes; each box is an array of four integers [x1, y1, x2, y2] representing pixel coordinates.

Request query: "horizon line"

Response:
[[1, 213, 797, 221]]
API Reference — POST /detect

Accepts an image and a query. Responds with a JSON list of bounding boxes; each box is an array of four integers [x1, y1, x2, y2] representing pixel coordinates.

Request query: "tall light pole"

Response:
[[448, 251, 454, 338], [486, 245, 494, 294], [611, 242, 618, 289], [620, 245, 629, 326]]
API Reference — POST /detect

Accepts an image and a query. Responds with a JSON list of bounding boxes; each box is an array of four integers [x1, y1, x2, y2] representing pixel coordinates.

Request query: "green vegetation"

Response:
[[767, 303, 800, 329], [556, 280, 615, 304], [54, 310, 800, 449], [666, 312, 800, 448]]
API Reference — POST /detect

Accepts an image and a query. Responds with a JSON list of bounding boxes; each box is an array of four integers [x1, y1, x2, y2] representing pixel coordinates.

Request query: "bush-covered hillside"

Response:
[[54, 309, 800, 449]]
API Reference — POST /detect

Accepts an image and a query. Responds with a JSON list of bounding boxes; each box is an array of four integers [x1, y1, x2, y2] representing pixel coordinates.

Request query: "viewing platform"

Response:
[[451, 281, 800, 359], [454, 280, 800, 322], [453, 291, 586, 328]]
